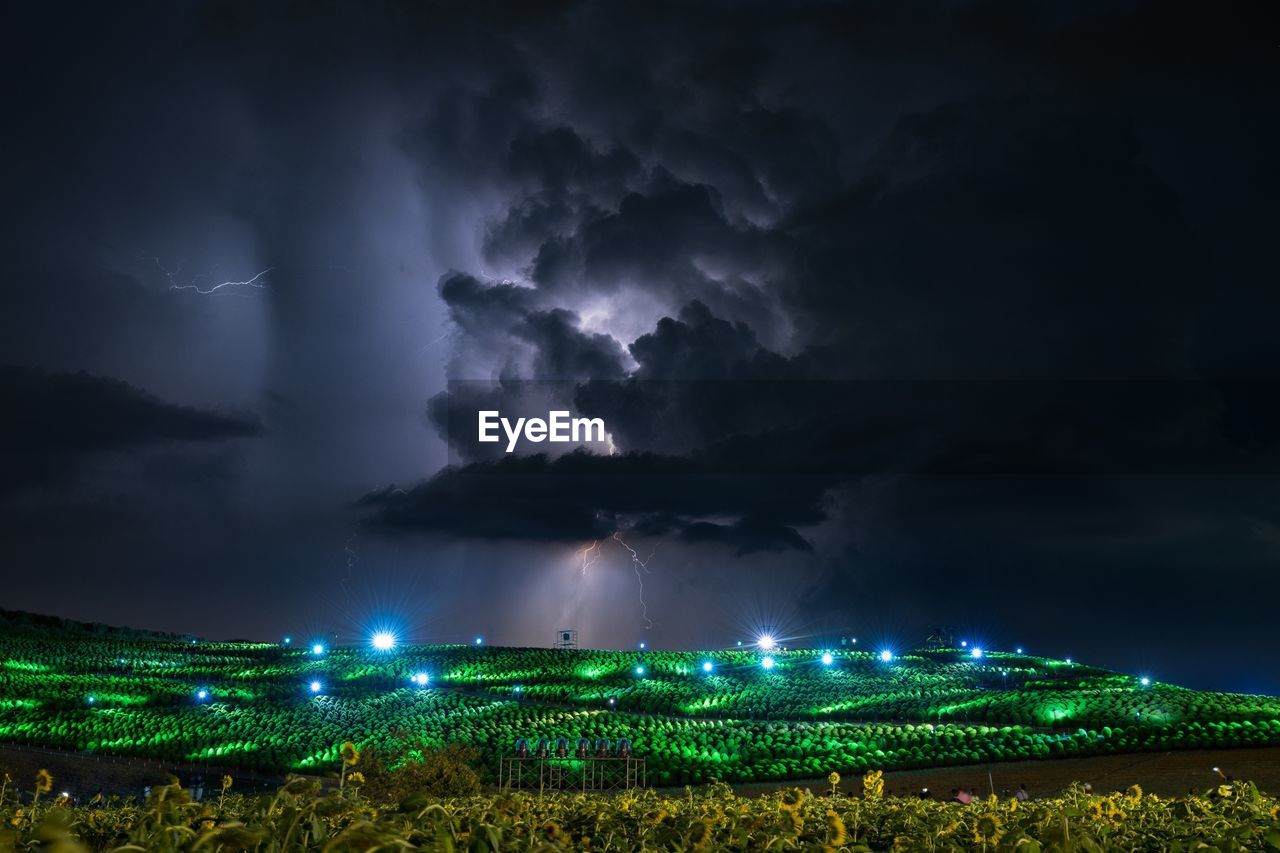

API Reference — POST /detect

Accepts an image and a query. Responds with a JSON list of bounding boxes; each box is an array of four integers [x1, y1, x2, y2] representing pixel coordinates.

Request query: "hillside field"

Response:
[[1, 616, 1278, 787]]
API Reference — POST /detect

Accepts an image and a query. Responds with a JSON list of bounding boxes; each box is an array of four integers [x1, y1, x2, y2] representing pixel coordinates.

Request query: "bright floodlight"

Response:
[[608, 697, 616, 705], [1016, 647, 1024, 654], [87, 696, 95, 704], [639, 642, 646, 649], [283, 637, 292, 645], [821, 652, 834, 666], [371, 631, 396, 651], [1065, 658, 1073, 665], [411, 672, 429, 687], [879, 650, 893, 663], [309, 680, 322, 693], [702, 661, 713, 673], [757, 634, 777, 651], [635, 665, 645, 676], [760, 656, 775, 670], [196, 689, 208, 700], [971, 647, 983, 659], [736, 640, 742, 647], [474, 636, 483, 645], [1140, 676, 1150, 687], [312, 643, 324, 655], [960, 640, 968, 648]]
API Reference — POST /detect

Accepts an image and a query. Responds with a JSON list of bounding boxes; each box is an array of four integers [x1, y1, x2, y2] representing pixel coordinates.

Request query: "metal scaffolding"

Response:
[[499, 754, 646, 793]]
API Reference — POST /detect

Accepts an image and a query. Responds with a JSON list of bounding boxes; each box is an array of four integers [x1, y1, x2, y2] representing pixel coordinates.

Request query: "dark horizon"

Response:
[[4, 0, 1278, 697]]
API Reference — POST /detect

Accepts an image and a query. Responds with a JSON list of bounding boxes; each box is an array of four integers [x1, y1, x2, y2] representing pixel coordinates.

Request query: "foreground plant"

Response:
[[0, 771, 1277, 851]]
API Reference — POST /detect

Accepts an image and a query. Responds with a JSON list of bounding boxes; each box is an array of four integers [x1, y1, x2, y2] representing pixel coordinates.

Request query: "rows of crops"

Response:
[[3, 773, 1278, 851], [2, 624, 1278, 785]]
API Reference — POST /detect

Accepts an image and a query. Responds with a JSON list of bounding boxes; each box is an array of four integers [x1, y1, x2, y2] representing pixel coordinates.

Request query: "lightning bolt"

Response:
[[613, 531, 657, 629], [137, 253, 275, 296], [169, 267, 274, 295], [579, 539, 602, 576], [340, 533, 359, 604]]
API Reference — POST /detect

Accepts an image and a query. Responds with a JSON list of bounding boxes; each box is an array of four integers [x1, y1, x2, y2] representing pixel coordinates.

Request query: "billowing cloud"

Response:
[[0, 365, 262, 495]]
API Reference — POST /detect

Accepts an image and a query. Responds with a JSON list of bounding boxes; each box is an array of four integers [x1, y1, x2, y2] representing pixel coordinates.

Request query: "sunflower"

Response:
[[974, 813, 1004, 845], [780, 788, 806, 813], [826, 808, 848, 846], [221, 775, 233, 791], [347, 772, 365, 786], [35, 769, 53, 794], [341, 742, 360, 766], [863, 770, 885, 799], [688, 819, 714, 851]]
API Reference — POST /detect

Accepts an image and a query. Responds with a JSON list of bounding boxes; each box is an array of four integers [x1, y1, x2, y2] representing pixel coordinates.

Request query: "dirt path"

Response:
[[732, 747, 1280, 799]]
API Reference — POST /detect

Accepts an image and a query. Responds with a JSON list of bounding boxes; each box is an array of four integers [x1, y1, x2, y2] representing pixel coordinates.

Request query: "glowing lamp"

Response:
[[412, 673, 429, 687], [879, 650, 893, 663], [635, 665, 645, 676], [1016, 647, 1023, 654], [960, 640, 968, 647], [312, 643, 324, 655], [821, 652, 834, 666], [1140, 676, 1150, 687], [196, 689, 208, 700], [760, 656, 775, 670], [639, 642, 646, 649], [474, 637, 483, 645], [971, 648, 983, 659], [87, 696, 95, 704], [309, 680, 322, 693], [702, 661, 713, 673], [757, 634, 777, 651], [1065, 658, 1073, 665], [371, 632, 396, 651]]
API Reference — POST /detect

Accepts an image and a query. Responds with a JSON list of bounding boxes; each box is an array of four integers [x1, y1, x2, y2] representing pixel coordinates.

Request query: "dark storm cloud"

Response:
[[383, 85, 1273, 550], [359, 445, 835, 553], [0, 365, 262, 495], [5, 0, 1279, 689]]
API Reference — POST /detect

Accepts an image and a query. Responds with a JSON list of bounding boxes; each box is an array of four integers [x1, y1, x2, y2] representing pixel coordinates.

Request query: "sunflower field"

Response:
[[1, 772, 1278, 851]]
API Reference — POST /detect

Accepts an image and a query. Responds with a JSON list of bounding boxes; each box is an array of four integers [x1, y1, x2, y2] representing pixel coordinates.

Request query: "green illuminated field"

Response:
[[1, 617, 1278, 786]]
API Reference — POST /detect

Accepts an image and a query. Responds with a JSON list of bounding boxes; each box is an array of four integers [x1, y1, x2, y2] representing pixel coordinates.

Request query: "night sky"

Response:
[[4, 1, 1278, 694]]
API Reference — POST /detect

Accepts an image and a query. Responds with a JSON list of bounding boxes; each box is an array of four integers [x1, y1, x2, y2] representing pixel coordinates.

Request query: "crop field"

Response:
[[1, 619, 1278, 787]]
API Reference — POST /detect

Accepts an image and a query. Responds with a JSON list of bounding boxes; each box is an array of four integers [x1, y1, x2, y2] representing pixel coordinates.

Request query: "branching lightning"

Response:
[[340, 533, 359, 604], [141, 253, 358, 296], [579, 539, 602, 576], [613, 531, 657, 629], [138, 254, 274, 295], [170, 266, 274, 295]]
